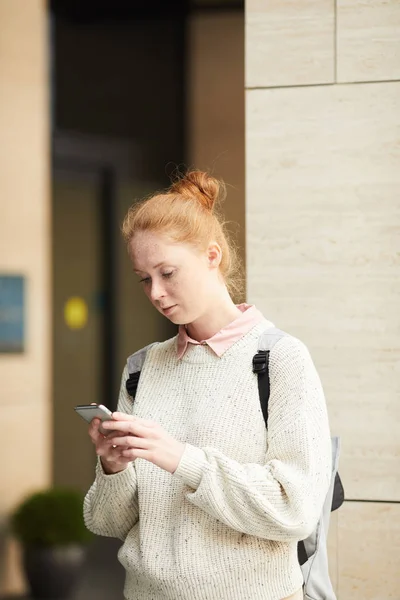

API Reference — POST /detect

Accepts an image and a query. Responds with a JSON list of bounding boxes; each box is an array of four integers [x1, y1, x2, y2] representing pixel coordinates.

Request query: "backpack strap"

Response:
[[125, 342, 159, 399], [301, 436, 342, 600], [252, 327, 288, 429], [254, 327, 344, 578], [254, 327, 324, 567]]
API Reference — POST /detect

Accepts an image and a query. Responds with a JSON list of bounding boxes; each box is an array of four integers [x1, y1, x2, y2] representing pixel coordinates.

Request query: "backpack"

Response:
[[125, 328, 345, 600]]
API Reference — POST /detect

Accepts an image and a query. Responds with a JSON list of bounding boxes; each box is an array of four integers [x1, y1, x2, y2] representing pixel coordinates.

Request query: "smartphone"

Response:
[[74, 404, 114, 434]]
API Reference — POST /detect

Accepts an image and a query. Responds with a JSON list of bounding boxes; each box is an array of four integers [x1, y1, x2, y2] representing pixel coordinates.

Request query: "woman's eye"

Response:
[[139, 271, 174, 284]]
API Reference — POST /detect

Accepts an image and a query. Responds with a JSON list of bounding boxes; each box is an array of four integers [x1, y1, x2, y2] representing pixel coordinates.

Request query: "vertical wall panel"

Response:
[[246, 0, 335, 88], [246, 82, 400, 501], [337, 502, 400, 599], [0, 0, 50, 594], [246, 0, 400, 596], [337, 0, 400, 83]]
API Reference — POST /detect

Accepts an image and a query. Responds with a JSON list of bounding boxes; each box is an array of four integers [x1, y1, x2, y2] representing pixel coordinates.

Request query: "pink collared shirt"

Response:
[[177, 303, 266, 359]]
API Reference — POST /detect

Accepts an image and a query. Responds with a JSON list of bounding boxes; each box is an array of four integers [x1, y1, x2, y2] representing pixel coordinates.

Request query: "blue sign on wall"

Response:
[[0, 275, 25, 352]]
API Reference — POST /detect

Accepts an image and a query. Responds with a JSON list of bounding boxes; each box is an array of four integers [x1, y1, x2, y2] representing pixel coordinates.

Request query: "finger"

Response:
[[106, 449, 132, 465], [120, 448, 151, 461], [91, 427, 119, 451], [88, 418, 103, 442], [110, 411, 133, 421], [94, 432, 110, 451], [99, 423, 117, 437], [104, 430, 128, 439], [106, 435, 148, 449], [102, 419, 153, 437], [112, 412, 154, 427], [89, 417, 101, 431], [96, 442, 125, 458]]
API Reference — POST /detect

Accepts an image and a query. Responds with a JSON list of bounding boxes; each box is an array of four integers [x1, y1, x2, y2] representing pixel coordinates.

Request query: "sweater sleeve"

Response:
[[83, 365, 139, 541], [173, 336, 332, 542]]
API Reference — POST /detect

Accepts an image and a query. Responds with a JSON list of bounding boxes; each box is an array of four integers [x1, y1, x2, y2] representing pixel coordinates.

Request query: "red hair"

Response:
[[121, 170, 243, 299]]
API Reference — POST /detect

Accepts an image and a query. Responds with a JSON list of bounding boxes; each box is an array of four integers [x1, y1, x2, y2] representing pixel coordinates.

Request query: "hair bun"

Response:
[[170, 170, 223, 212]]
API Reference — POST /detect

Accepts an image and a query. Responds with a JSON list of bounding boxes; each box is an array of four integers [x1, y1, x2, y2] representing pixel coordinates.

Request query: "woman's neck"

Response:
[[185, 299, 242, 342]]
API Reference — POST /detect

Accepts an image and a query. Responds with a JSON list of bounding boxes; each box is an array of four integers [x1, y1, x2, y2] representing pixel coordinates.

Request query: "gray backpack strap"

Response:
[[125, 342, 159, 398], [257, 326, 288, 352], [254, 327, 288, 428], [126, 342, 158, 373], [301, 437, 340, 600]]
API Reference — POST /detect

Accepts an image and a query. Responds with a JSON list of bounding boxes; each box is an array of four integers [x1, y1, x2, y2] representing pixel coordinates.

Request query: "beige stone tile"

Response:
[[317, 347, 400, 502], [245, 0, 334, 88], [337, 0, 400, 83], [0, 0, 50, 409], [0, 1, 51, 596], [246, 82, 400, 501], [337, 502, 400, 600], [0, 402, 51, 515]]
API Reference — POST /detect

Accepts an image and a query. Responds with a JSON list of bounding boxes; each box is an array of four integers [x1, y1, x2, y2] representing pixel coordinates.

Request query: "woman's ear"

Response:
[[207, 242, 222, 268]]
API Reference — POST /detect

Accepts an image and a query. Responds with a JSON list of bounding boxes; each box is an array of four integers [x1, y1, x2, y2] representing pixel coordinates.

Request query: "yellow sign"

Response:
[[64, 297, 88, 330]]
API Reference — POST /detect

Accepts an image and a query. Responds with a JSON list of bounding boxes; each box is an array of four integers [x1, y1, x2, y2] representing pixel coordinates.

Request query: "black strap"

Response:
[[126, 371, 140, 398], [297, 541, 308, 566], [252, 351, 270, 428], [331, 472, 345, 511], [253, 350, 310, 567]]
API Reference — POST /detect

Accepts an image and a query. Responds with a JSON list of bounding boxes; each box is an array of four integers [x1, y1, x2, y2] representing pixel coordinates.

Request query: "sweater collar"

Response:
[[177, 303, 265, 359]]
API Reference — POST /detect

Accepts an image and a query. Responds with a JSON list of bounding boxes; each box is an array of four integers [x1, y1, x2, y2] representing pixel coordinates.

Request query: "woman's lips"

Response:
[[162, 305, 177, 316]]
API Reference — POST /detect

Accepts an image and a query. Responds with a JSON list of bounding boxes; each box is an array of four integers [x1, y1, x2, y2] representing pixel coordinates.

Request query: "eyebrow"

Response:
[[134, 262, 167, 274]]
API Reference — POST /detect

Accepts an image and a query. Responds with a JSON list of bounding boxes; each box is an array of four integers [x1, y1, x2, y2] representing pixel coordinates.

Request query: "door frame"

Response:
[[52, 131, 144, 408]]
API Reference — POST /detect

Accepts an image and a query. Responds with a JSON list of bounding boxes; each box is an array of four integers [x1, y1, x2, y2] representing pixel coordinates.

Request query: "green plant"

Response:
[[11, 487, 93, 547]]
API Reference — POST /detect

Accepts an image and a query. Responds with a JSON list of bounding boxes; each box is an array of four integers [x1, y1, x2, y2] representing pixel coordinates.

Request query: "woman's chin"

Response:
[[161, 304, 183, 323]]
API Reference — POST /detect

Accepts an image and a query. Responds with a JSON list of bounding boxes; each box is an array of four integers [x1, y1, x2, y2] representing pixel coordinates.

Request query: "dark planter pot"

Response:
[[23, 544, 87, 599]]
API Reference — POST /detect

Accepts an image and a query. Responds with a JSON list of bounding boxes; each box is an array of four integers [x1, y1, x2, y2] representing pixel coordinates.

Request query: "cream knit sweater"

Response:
[[84, 321, 332, 600]]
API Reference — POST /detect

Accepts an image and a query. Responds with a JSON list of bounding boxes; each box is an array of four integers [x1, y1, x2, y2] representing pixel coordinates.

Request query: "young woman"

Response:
[[84, 171, 332, 600]]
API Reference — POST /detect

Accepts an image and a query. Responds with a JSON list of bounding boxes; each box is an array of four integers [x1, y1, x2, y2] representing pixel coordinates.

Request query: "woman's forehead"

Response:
[[130, 232, 196, 271], [131, 231, 177, 255]]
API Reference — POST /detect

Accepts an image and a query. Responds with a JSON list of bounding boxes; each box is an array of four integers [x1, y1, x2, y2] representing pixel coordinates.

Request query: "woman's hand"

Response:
[[88, 417, 132, 475], [101, 412, 186, 474]]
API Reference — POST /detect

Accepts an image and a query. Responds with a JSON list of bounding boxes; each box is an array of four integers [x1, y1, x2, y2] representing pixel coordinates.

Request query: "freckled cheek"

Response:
[[166, 280, 180, 297]]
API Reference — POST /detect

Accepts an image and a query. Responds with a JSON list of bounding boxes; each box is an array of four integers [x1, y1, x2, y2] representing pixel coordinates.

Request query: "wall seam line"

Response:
[[245, 78, 400, 91]]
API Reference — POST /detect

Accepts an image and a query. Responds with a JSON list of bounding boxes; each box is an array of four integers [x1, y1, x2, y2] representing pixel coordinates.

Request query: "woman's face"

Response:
[[130, 230, 220, 325]]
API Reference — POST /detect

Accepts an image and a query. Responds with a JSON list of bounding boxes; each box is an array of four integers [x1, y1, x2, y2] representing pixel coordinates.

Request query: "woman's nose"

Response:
[[150, 280, 165, 302]]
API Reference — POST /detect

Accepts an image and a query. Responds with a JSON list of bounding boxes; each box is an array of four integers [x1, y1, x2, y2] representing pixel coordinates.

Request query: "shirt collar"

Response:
[[176, 303, 265, 359]]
